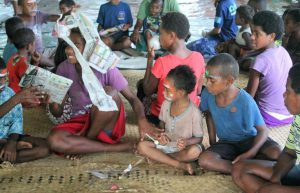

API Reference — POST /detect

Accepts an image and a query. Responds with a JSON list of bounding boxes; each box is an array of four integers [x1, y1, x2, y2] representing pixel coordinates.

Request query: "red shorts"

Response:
[[53, 102, 126, 144]]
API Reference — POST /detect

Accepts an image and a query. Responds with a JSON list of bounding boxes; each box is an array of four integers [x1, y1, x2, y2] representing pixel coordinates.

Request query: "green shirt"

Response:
[[137, 0, 180, 20], [285, 115, 300, 165]]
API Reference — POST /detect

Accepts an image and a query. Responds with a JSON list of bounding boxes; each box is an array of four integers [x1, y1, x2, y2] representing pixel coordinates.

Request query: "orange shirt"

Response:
[[7, 54, 28, 93], [151, 52, 205, 116]]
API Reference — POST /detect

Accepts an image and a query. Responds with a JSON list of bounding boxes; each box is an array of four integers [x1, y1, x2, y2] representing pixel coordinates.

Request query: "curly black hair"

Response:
[[237, 5, 255, 23], [167, 65, 196, 94], [59, 0, 76, 7], [5, 16, 24, 40], [289, 63, 300, 94], [284, 8, 300, 23], [13, 28, 35, 50], [161, 12, 190, 40], [252, 10, 284, 40]]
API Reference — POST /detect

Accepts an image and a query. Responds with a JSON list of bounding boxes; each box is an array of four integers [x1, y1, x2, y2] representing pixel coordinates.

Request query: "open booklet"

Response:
[[19, 65, 73, 104]]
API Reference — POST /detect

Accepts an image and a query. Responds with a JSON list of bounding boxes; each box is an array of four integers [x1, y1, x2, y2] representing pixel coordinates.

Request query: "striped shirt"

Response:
[[285, 115, 300, 165]]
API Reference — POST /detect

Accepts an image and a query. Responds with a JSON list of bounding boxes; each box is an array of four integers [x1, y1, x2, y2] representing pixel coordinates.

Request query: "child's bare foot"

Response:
[[17, 141, 33, 150], [178, 162, 194, 175], [65, 154, 82, 160]]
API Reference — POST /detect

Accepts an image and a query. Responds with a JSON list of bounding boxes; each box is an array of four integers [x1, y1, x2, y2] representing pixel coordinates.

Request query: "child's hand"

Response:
[[18, 87, 46, 105], [31, 51, 41, 66], [122, 24, 131, 31], [176, 138, 187, 150], [157, 133, 170, 145], [147, 47, 155, 60], [232, 150, 255, 164], [0, 141, 17, 163]]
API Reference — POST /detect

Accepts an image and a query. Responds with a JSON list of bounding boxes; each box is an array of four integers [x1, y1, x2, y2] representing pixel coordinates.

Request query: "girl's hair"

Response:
[[13, 28, 35, 49], [252, 10, 284, 40], [289, 63, 300, 94], [59, 0, 76, 7], [167, 65, 196, 94], [237, 5, 255, 23], [70, 27, 86, 44], [285, 8, 300, 23], [161, 12, 190, 40], [53, 39, 68, 72]]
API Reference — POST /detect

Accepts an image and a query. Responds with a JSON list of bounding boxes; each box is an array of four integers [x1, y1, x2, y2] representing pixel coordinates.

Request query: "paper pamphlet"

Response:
[[53, 11, 118, 111], [19, 65, 73, 104]]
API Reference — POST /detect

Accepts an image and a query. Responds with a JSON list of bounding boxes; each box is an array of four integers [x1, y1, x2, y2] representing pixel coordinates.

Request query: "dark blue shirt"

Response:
[[214, 0, 238, 41], [200, 88, 265, 142], [96, 1, 133, 29]]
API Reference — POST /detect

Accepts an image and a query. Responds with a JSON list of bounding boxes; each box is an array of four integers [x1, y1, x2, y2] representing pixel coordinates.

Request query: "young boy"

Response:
[[138, 65, 204, 174], [2, 16, 25, 65], [0, 58, 49, 164], [247, 0, 267, 13], [59, 0, 77, 14], [198, 53, 281, 174], [187, 0, 238, 58], [96, 0, 133, 50], [7, 28, 41, 93], [142, 12, 205, 126], [232, 64, 300, 193]]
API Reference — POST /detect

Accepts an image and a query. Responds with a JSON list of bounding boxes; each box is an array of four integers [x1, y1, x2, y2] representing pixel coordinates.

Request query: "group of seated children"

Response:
[[0, 0, 299, 192]]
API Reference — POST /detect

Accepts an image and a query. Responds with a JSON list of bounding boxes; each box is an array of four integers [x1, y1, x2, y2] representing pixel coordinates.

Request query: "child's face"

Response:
[[163, 78, 182, 101], [284, 78, 300, 115], [28, 41, 36, 55], [21, 0, 38, 16], [284, 15, 298, 35], [159, 27, 173, 50], [59, 4, 73, 14], [65, 32, 85, 65], [251, 25, 274, 49], [235, 12, 244, 26], [111, 0, 121, 5], [205, 66, 231, 96], [150, 3, 162, 16]]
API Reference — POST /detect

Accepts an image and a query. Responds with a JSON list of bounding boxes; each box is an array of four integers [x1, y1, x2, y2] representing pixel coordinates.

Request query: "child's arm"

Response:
[[269, 147, 296, 184], [0, 133, 19, 163], [47, 94, 68, 117], [177, 137, 203, 151], [206, 27, 221, 37], [232, 125, 268, 164], [246, 69, 261, 97], [205, 111, 217, 145], [242, 32, 254, 50], [143, 47, 159, 96], [47, 14, 61, 22]]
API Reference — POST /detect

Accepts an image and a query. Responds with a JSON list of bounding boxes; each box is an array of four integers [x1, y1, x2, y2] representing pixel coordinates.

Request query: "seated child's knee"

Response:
[[102, 37, 113, 47], [47, 132, 68, 152], [187, 145, 202, 158], [122, 37, 132, 48], [231, 161, 245, 180], [137, 141, 148, 155]]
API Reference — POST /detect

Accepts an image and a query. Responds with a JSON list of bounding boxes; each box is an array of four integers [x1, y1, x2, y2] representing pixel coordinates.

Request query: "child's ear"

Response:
[[269, 32, 276, 41], [227, 75, 235, 85]]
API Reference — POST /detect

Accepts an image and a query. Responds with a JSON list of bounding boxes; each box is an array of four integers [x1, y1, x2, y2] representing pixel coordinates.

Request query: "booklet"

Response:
[[19, 65, 73, 104]]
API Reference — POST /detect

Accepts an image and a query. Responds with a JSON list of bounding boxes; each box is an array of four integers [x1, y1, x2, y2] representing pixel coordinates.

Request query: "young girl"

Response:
[[282, 8, 300, 65], [246, 11, 293, 127], [59, 0, 77, 14], [138, 65, 203, 175]]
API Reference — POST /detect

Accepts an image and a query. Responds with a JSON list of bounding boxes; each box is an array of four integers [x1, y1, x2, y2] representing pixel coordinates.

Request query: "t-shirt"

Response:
[[7, 54, 29, 93], [159, 100, 203, 141], [200, 88, 265, 142], [214, 0, 238, 42], [22, 11, 49, 53], [2, 42, 18, 65], [250, 46, 292, 116], [137, 0, 180, 20], [56, 60, 128, 118], [96, 1, 133, 30], [235, 26, 251, 46], [151, 52, 205, 116], [143, 15, 161, 34], [0, 86, 23, 139], [285, 115, 300, 165]]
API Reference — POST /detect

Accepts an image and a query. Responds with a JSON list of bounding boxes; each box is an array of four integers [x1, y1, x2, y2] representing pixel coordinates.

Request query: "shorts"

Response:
[[206, 137, 278, 161], [110, 31, 129, 43], [156, 143, 203, 154], [52, 102, 126, 144], [281, 164, 300, 186]]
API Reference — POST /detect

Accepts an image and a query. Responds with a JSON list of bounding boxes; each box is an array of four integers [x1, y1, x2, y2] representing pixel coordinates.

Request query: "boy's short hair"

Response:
[[0, 57, 5, 70], [289, 64, 300, 94], [237, 5, 255, 22], [5, 17, 25, 40], [167, 65, 196, 94], [284, 8, 300, 23], [12, 28, 35, 50], [207, 53, 239, 79], [252, 10, 284, 40], [161, 12, 190, 40], [59, 0, 76, 7], [150, 0, 163, 6]]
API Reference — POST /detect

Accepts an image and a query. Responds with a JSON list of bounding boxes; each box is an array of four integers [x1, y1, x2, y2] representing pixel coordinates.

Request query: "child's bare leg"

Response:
[[15, 136, 50, 163], [111, 36, 131, 51], [169, 144, 202, 162], [257, 184, 300, 193], [228, 43, 240, 59], [198, 151, 232, 174], [232, 159, 274, 193], [102, 37, 114, 48], [17, 141, 32, 149], [145, 31, 153, 48], [137, 141, 193, 174], [257, 143, 281, 161]]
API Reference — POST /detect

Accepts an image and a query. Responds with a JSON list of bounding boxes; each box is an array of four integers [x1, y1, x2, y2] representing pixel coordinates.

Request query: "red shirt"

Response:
[[7, 54, 28, 93], [151, 52, 205, 116]]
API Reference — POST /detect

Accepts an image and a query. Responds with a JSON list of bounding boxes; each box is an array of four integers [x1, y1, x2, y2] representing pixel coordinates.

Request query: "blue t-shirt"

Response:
[[96, 1, 133, 30], [2, 43, 18, 65], [214, 0, 238, 42], [200, 88, 265, 142], [0, 86, 23, 139]]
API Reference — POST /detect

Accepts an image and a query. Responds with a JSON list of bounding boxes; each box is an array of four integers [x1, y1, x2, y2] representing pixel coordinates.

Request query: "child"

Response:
[[2, 16, 25, 65], [143, 0, 162, 49], [47, 28, 153, 157], [187, 0, 238, 58], [216, 5, 255, 59], [141, 12, 205, 126], [96, 0, 133, 50], [59, 0, 77, 14], [247, 0, 267, 13], [246, 11, 293, 127], [0, 58, 50, 164], [7, 28, 41, 93], [282, 8, 300, 65], [232, 64, 300, 193], [138, 65, 203, 174], [198, 53, 281, 174]]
